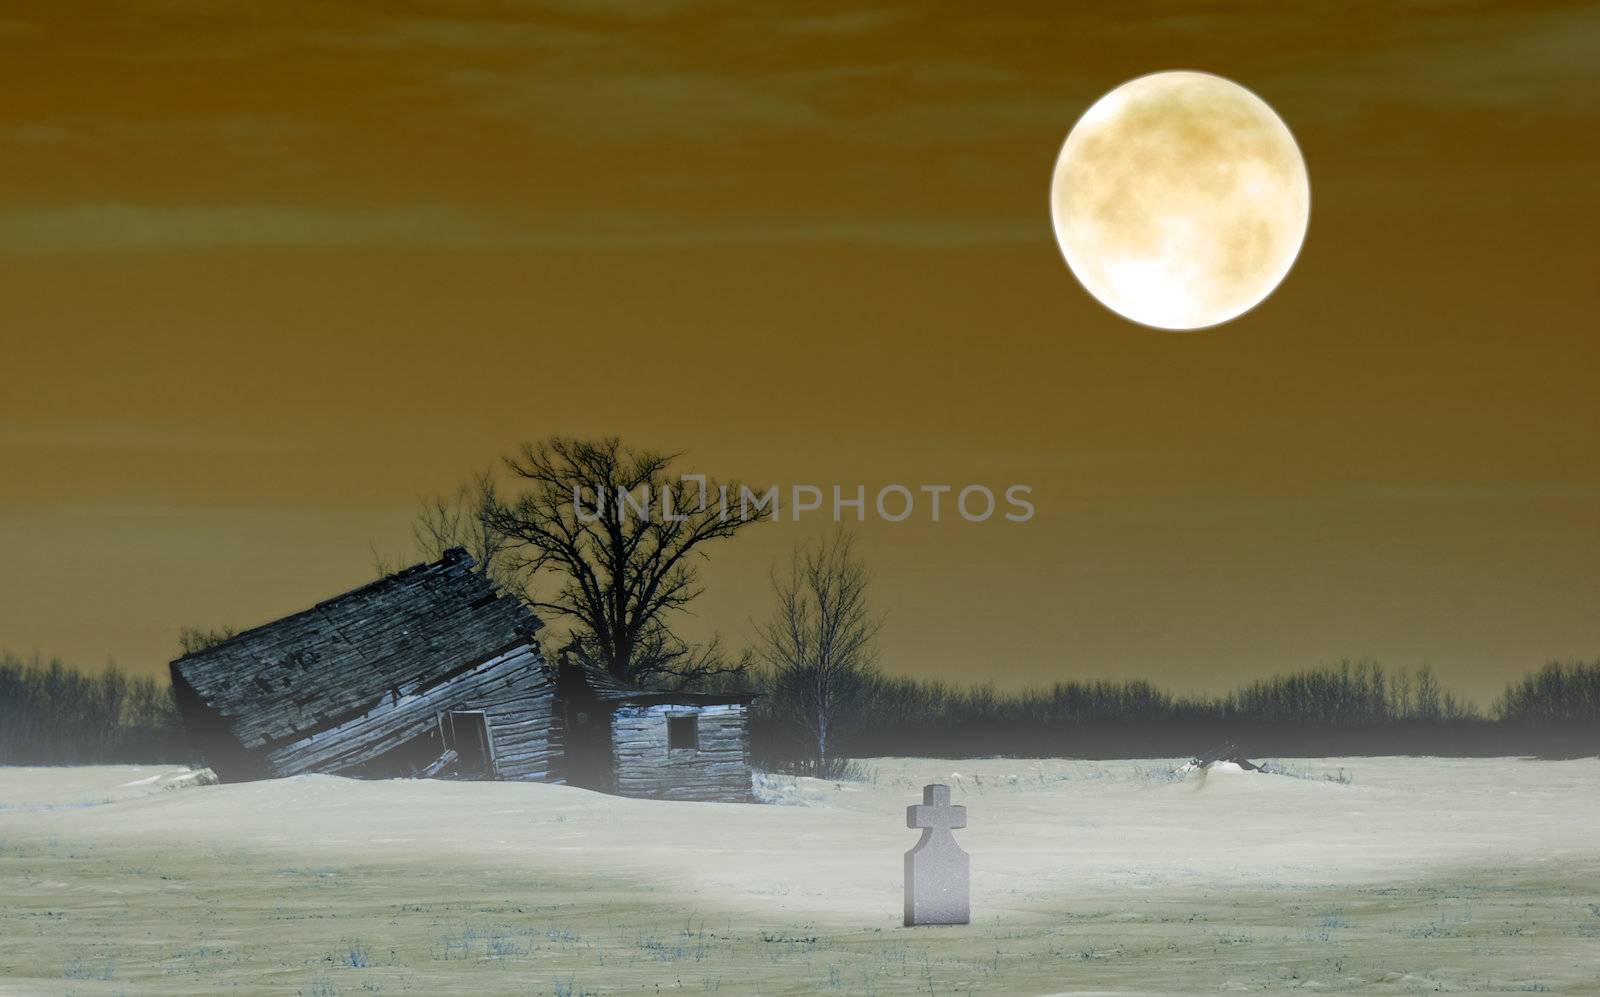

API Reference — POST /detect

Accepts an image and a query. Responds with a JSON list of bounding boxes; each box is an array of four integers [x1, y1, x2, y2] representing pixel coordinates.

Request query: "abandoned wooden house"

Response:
[[557, 661, 757, 801], [168, 547, 755, 801], [169, 548, 555, 783]]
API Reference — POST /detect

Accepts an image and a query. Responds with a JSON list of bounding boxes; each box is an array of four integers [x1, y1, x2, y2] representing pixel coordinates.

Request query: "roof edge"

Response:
[[170, 546, 487, 667]]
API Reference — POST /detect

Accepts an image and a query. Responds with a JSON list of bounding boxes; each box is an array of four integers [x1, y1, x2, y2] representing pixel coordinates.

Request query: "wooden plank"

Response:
[[264, 643, 556, 778], [171, 548, 543, 752], [608, 703, 752, 801]]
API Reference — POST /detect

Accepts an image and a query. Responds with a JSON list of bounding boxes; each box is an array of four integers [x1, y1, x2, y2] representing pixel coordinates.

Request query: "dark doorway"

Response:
[[441, 711, 495, 779]]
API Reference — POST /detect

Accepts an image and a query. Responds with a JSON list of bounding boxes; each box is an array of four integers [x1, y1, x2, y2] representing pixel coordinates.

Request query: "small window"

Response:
[[667, 714, 699, 750]]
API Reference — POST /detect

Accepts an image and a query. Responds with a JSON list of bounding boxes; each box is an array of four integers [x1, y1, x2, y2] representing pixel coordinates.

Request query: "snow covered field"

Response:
[[2, 757, 1598, 994]]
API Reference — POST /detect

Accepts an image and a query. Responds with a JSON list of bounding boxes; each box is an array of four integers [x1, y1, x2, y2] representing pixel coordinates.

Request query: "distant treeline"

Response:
[[3, 652, 1596, 768], [1495, 661, 1600, 724], [750, 659, 1600, 767], [0, 652, 190, 765]]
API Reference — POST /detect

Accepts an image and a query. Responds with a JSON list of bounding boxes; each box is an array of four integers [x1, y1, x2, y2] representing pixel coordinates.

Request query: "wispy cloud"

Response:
[[9, 2, 1589, 257], [0, 203, 516, 252], [303, 18, 602, 53], [0, 124, 77, 145], [577, 215, 1044, 248], [778, 9, 908, 35], [0, 202, 1041, 252], [444, 67, 830, 141], [1275, 3, 1600, 115], [1360, 484, 1600, 501], [0, 423, 289, 453]]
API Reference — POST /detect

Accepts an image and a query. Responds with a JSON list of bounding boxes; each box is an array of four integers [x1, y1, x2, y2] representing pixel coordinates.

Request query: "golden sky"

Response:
[[2, 1, 1597, 704]]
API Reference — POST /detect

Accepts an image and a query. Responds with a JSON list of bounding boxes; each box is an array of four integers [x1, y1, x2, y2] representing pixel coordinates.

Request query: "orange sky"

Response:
[[2, 2, 1597, 704]]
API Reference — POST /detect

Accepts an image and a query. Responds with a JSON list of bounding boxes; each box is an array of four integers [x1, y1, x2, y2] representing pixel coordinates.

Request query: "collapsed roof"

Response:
[[171, 547, 541, 751]]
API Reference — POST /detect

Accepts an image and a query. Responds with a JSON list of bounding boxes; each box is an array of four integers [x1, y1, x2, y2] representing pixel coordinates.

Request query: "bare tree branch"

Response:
[[756, 528, 883, 768], [485, 436, 764, 689]]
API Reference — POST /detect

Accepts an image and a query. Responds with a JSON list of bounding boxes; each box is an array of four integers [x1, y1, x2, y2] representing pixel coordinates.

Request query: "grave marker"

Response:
[[904, 783, 969, 925]]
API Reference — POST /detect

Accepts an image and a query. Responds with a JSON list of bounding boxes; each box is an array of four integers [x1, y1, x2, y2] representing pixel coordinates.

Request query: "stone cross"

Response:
[[904, 783, 969, 926]]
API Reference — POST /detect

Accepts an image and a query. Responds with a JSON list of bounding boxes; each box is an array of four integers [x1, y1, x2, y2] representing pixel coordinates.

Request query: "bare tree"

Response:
[[1390, 667, 1414, 719], [486, 436, 762, 689], [1415, 664, 1442, 721], [177, 625, 237, 656], [371, 470, 526, 594], [757, 529, 883, 773], [408, 470, 526, 592]]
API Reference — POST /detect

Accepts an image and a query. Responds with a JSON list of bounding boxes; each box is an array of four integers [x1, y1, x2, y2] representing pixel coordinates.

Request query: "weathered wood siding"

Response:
[[265, 644, 559, 781], [609, 703, 751, 801]]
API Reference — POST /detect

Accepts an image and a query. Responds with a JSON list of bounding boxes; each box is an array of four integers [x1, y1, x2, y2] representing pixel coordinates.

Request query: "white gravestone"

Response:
[[904, 783, 969, 926]]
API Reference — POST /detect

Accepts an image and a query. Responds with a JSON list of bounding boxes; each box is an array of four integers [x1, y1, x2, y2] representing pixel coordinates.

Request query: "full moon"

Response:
[[1050, 71, 1310, 330]]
